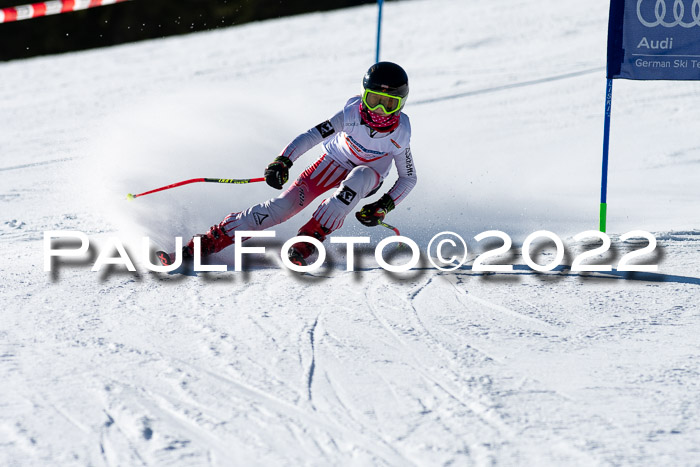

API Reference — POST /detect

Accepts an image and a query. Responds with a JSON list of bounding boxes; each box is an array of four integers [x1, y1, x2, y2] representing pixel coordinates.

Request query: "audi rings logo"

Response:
[[637, 0, 700, 27]]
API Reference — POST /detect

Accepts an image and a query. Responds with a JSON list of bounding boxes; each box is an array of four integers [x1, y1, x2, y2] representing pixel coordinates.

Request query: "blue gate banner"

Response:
[[607, 0, 700, 79]]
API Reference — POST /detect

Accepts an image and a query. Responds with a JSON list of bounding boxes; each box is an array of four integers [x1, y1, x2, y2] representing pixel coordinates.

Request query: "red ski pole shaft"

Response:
[[378, 220, 405, 249], [127, 177, 265, 200], [378, 220, 400, 236]]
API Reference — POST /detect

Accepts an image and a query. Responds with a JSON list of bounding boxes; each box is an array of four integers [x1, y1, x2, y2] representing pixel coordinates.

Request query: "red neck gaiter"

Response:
[[360, 103, 400, 133]]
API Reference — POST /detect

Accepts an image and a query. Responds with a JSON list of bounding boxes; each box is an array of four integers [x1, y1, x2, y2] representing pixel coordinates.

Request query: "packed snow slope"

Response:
[[2, 0, 700, 465]]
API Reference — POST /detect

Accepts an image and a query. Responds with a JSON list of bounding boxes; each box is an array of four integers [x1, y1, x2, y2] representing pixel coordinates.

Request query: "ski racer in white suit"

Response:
[[172, 62, 417, 266]]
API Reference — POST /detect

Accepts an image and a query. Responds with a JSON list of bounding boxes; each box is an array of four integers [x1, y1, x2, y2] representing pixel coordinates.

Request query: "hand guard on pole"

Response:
[[356, 194, 395, 227], [264, 156, 293, 190]]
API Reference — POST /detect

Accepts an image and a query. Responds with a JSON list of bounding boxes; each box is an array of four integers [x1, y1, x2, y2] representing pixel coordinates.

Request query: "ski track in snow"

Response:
[[2, 0, 700, 465]]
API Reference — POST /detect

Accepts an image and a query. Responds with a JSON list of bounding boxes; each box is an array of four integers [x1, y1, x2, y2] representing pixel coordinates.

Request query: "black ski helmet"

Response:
[[362, 62, 409, 107]]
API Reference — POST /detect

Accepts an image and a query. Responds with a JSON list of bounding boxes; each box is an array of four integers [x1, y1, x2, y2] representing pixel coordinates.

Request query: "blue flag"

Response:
[[607, 0, 700, 79]]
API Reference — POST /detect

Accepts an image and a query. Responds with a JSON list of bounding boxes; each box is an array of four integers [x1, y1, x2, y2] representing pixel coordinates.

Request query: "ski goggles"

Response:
[[362, 89, 403, 114]]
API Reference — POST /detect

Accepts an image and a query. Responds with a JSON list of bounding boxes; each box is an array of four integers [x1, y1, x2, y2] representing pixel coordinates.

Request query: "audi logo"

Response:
[[637, 0, 700, 27]]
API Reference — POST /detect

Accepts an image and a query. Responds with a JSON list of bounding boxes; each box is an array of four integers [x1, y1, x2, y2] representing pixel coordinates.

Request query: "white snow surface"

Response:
[[2, 0, 700, 465]]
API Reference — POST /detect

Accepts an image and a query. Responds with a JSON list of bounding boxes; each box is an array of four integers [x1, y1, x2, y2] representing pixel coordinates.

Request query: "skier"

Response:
[[161, 61, 417, 267]]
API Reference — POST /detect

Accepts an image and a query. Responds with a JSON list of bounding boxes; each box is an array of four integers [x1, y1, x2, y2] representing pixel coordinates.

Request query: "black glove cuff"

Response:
[[378, 194, 395, 213], [274, 155, 293, 168]]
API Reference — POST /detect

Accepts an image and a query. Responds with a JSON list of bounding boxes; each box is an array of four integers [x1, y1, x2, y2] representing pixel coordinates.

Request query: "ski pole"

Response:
[[126, 177, 265, 200], [378, 221, 404, 250], [378, 220, 400, 236]]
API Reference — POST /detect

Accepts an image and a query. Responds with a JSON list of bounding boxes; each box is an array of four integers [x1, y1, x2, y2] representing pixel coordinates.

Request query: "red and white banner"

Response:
[[0, 0, 130, 23]]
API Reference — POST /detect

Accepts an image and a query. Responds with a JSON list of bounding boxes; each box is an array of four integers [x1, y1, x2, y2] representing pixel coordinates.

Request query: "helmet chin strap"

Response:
[[360, 103, 400, 132]]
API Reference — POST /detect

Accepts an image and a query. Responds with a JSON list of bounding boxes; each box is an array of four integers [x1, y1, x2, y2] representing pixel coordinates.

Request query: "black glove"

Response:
[[355, 194, 395, 227], [264, 156, 293, 189]]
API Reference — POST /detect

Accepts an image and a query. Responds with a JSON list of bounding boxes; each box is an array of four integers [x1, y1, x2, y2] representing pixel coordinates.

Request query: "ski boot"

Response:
[[156, 222, 233, 266], [287, 218, 330, 267]]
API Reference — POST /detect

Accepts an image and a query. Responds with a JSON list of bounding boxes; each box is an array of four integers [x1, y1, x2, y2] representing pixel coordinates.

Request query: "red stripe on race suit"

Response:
[[344, 138, 386, 163], [353, 152, 387, 163], [300, 154, 326, 180], [390, 188, 408, 204]]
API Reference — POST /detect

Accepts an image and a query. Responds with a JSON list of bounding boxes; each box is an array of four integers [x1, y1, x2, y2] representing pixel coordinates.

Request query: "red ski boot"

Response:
[[156, 222, 233, 266], [184, 222, 233, 258], [288, 218, 330, 267]]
